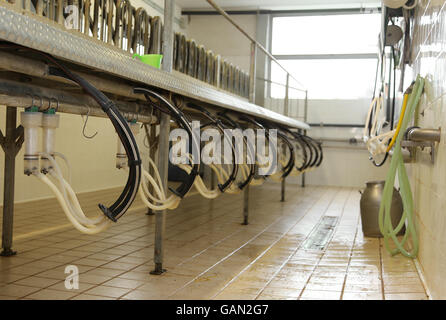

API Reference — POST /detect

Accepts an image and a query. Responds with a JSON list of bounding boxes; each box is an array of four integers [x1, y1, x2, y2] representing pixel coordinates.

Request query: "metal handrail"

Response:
[[257, 77, 306, 93], [205, 0, 307, 91]]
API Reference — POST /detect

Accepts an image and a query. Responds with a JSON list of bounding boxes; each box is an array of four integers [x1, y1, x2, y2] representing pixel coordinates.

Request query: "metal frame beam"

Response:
[[0, 79, 157, 123], [0, 107, 23, 256], [182, 7, 381, 16]]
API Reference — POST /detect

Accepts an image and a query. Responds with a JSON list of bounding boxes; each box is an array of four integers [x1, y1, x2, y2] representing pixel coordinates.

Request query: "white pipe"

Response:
[[124, 122, 182, 210], [53, 151, 72, 183], [363, 95, 395, 157], [137, 164, 180, 209], [177, 163, 220, 199], [39, 152, 111, 232], [35, 173, 111, 234], [139, 168, 181, 208], [366, 130, 395, 157]]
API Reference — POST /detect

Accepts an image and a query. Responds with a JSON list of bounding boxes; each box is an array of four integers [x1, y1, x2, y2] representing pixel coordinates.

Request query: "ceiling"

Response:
[[177, 0, 381, 11]]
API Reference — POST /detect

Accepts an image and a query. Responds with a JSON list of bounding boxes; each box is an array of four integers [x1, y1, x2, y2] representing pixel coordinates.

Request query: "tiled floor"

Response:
[[0, 182, 429, 300]]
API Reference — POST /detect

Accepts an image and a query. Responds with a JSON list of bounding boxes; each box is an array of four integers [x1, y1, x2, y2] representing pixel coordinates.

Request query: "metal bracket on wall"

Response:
[[401, 140, 436, 164], [401, 127, 441, 164]]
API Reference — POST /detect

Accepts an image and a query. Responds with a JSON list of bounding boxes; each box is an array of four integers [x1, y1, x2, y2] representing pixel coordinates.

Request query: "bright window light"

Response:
[[271, 13, 381, 100], [271, 59, 378, 100], [272, 14, 382, 55]]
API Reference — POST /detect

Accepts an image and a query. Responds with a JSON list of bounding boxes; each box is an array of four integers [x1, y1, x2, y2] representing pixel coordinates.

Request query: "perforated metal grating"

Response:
[[302, 216, 338, 250]]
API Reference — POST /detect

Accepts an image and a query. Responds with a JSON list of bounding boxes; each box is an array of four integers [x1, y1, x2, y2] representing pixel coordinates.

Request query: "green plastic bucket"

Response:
[[132, 53, 163, 69]]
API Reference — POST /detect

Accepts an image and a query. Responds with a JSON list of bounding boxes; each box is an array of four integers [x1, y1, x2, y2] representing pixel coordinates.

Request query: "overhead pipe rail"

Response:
[[0, 0, 318, 274]]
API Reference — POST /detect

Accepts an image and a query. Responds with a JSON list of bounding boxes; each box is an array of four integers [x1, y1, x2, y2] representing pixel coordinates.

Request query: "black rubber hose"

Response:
[[287, 130, 313, 170], [315, 140, 324, 167], [186, 103, 239, 192], [239, 115, 278, 177], [217, 112, 256, 189], [301, 135, 320, 168], [7, 47, 143, 222], [259, 121, 295, 178], [134, 88, 199, 198], [277, 131, 295, 178], [47, 68, 142, 221], [278, 126, 309, 172]]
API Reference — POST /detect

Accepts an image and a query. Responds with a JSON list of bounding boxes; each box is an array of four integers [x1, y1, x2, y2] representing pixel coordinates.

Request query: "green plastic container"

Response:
[[132, 53, 163, 69]]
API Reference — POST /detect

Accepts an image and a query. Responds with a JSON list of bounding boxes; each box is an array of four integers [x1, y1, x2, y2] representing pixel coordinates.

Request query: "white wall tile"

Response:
[[411, 0, 446, 299]]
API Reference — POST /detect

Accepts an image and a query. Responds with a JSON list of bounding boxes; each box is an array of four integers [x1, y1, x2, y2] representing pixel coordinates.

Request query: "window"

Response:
[[271, 13, 381, 100]]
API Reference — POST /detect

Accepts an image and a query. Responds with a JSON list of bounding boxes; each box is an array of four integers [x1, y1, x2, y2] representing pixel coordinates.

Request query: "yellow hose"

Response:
[[386, 93, 409, 152]]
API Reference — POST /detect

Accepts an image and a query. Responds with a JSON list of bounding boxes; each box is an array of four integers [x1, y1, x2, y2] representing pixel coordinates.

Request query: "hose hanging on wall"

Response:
[[364, 38, 398, 167], [379, 76, 424, 258], [386, 93, 409, 152]]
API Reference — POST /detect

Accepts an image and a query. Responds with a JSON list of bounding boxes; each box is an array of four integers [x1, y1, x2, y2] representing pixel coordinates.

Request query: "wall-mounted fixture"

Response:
[[401, 127, 441, 164]]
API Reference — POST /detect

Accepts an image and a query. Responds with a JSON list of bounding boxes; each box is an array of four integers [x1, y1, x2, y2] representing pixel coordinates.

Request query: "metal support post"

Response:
[[281, 74, 290, 202], [281, 179, 286, 202], [146, 124, 157, 216], [151, 0, 174, 275], [210, 168, 215, 210], [249, 42, 257, 104], [0, 107, 24, 257], [301, 90, 308, 188], [243, 41, 257, 225], [151, 115, 169, 275], [284, 74, 290, 116], [242, 185, 249, 225]]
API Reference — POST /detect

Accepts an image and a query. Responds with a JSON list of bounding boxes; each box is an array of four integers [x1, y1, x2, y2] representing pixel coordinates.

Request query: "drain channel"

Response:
[[302, 216, 339, 250]]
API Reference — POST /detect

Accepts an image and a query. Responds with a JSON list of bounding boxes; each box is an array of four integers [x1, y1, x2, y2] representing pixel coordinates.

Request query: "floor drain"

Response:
[[302, 216, 339, 250]]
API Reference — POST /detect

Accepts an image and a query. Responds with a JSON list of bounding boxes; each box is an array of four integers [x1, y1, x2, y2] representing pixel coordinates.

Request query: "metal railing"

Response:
[[204, 0, 308, 124], [3, 0, 251, 98]]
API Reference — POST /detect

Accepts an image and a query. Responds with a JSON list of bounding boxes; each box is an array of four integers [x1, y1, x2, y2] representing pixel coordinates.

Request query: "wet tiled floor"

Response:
[[0, 183, 429, 300]]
